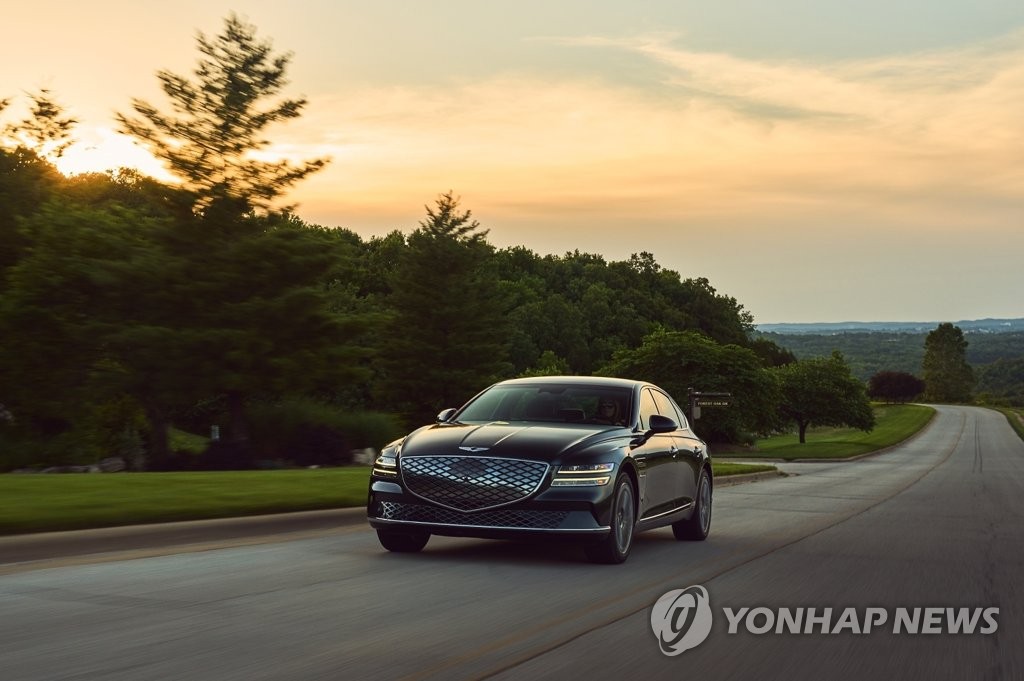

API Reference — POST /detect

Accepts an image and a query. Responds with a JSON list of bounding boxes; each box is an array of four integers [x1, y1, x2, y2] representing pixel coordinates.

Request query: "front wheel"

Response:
[[585, 475, 636, 564], [377, 528, 430, 553], [673, 467, 712, 541]]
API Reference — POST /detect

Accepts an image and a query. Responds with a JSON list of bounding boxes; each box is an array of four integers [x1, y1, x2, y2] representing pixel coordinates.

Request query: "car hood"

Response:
[[400, 421, 629, 462]]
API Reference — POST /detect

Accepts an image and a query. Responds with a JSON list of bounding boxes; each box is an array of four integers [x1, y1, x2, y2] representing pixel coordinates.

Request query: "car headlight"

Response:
[[373, 441, 402, 477], [551, 462, 614, 487], [372, 454, 398, 476]]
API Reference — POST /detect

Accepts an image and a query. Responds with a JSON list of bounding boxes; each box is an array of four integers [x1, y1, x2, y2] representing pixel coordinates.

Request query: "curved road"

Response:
[[1, 405, 1021, 680]]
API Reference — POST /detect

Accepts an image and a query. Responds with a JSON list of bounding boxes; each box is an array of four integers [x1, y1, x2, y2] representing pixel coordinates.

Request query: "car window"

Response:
[[667, 395, 690, 430], [651, 389, 686, 430], [457, 385, 632, 424], [638, 388, 659, 431]]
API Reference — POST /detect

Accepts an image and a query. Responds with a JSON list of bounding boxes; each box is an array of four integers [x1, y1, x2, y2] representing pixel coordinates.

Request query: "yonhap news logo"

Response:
[[650, 585, 1000, 656], [650, 585, 714, 655]]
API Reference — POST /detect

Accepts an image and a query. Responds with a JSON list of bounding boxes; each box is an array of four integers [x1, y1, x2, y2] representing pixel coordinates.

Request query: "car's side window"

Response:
[[651, 389, 690, 430], [638, 388, 659, 431], [651, 390, 683, 431], [668, 396, 690, 430]]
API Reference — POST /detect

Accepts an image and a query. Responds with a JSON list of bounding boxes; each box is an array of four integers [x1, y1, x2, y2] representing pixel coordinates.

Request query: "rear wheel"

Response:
[[673, 467, 711, 541], [585, 475, 636, 564], [377, 528, 430, 553]]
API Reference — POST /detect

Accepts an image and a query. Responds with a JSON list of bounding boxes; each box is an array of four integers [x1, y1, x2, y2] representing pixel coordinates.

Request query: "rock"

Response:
[[98, 457, 127, 473]]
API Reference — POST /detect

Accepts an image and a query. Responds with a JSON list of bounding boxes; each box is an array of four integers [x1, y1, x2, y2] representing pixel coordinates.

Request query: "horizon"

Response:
[[5, 1, 1024, 324], [757, 316, 1024, 327]]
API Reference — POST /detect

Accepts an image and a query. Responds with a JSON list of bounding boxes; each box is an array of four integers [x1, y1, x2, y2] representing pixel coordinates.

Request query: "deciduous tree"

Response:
[[868, 370, 925, 404], [599, 329, 780, 442], [775, 352, 875, 443], [922, 323, 974, 403]]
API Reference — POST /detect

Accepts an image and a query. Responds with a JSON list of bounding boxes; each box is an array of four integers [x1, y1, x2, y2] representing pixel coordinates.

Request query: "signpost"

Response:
[[687, 388, 732, 423]]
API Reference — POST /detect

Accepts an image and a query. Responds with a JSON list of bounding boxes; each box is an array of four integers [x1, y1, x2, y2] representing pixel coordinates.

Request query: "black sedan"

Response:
[[367, 376, 712, 563]]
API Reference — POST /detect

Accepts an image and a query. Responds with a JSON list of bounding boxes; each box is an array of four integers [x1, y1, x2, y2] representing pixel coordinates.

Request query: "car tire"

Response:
[[585, 475, 636, 564], [377, 528, 430, 553], [673, 467, 712, 541]]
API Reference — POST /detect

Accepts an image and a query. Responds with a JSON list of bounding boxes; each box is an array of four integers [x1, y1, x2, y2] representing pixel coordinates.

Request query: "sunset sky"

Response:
[[4, 1, 1024, 324]]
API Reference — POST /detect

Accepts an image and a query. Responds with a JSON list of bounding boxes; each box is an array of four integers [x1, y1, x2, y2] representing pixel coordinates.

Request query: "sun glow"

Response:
[[53, 126, 176, 182]]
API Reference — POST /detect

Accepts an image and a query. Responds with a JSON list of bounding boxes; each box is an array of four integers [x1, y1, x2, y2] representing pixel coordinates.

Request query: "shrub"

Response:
[[244, 398, 403, 468]]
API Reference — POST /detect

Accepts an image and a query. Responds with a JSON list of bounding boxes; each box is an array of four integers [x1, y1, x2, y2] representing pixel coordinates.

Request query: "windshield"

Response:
[[456, 384, 633, 426]]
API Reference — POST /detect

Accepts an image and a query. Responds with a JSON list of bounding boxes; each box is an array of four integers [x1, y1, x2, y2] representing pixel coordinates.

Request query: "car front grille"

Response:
[[400, 456, 549, 511], [377, 501, 568, 530]]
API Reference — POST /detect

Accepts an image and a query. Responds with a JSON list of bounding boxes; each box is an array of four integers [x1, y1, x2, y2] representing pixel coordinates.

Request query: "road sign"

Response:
[[687, 389, 732, 420]]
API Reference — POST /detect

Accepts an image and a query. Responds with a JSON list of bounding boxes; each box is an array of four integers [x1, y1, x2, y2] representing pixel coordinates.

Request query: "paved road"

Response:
[[1, 405, 1021, 680]]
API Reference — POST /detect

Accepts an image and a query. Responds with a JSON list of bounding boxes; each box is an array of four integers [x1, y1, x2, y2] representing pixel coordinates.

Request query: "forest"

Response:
[[4, 15, 1009, 473], [758, 331, 1024, 404]]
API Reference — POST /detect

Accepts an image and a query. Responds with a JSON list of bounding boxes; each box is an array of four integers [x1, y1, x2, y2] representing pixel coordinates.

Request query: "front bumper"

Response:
[[367, 479, 612, 540]]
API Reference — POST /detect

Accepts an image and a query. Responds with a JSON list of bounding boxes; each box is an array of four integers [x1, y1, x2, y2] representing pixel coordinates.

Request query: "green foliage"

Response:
[[520, 350, 571, 378], [599, 329, 780, 443], [0, 147, 63, 283], [246, 397, 403, 467], [759, 329, 1024, 408], [492, 247, 758, 376], [116, 14, 327, 217], [976, 358, 1024, 405], [868, 370, 925, 403], [756, 331, 927, 380], [774, 352, 875, 443], [923, 323, 975, 402], [376, 192, 513, 425]]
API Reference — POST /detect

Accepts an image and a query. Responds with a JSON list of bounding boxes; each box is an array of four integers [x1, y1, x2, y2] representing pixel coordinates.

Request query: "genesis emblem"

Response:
[[458, 446, 490, 453]]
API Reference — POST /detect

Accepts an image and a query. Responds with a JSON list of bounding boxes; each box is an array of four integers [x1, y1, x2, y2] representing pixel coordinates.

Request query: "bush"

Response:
[[244, 398, 403, 468]]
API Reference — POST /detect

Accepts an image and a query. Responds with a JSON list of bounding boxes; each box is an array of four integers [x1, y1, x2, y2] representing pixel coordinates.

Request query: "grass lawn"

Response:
[[742, 403, 935, 461], [0, 461, 772, 535]]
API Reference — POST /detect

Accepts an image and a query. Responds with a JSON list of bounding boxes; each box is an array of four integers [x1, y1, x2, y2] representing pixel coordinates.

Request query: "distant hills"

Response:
[[756, 318, 1024, 335]]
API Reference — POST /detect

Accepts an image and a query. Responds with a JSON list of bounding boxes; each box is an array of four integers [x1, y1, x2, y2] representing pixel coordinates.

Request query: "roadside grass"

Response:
[[0, 461, 772, 535], [743, 404, 936, 461], [713, 462, 776, 476], [0, 468, 370, 535], [995, 407, 1024, 443]]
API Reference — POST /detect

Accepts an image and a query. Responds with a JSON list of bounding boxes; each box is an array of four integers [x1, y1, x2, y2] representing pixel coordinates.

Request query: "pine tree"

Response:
[[116, 14, 327, 218], [377, 192, 512, 424]]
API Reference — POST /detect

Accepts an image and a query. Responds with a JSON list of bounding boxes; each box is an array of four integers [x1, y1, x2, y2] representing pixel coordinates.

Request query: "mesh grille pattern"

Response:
[[378, 501, 568, 529], [401, 456, 549, 511]]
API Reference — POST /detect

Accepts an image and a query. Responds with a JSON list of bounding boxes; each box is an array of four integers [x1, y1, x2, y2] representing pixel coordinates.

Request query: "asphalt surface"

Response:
[[1, 405, 1020, 681]]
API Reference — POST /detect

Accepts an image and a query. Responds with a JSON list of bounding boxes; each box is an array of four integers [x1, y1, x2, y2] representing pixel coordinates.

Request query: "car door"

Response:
[[632, 388, 680, 519], [651, 389, 700, 509]]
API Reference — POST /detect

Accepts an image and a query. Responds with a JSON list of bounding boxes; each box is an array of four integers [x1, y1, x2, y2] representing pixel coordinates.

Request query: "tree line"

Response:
[[762, 324, 1021, 405], [0, 15, 912, 470]]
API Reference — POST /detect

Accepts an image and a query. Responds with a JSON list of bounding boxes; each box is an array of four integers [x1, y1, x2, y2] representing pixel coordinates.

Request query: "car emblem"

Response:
[[458, 446, 490, 453]]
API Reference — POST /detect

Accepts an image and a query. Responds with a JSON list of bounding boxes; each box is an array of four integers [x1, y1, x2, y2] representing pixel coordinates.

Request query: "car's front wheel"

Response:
[[585, 475, 636, 564], [377, 528, 430, 553], [673, 467, 711, 541]]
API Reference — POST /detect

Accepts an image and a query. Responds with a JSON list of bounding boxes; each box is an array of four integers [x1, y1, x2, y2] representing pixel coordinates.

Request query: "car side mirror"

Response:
[[436, 408, 457, 423], [647, 414, 678, 434]]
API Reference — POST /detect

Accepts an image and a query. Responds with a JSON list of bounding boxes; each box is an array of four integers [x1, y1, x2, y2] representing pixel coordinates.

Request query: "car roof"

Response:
[[495, 375, 646, 390]]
